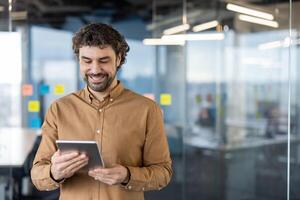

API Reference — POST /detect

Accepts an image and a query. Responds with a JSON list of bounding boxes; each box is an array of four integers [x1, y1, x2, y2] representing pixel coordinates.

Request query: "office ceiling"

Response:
[[0, 0, 299, 31]]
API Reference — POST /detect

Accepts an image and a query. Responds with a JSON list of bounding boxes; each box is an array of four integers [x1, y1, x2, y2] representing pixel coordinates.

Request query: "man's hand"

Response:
[[50, 150, 89, 181], [88, 165, 129, 185]]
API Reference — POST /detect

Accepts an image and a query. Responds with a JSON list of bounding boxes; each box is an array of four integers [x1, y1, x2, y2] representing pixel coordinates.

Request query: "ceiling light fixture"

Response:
[[226, 3, 274, 20], [258, 37, 300, 50], [11, 11, 27, 20], [163, 24, 190, 35], [162, 33, 225, 41], [143, 38, 185, 45], [193, 20, 219, 32], [258, 40, 282, 50], [143, 0, 186, 46], [238, 14, 279, 28]]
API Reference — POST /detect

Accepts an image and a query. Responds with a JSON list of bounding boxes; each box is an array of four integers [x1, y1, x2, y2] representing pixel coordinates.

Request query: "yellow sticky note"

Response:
[[160, 93, 172, 106], [54, 84, 65, 95], [28, 101, 40, 112]]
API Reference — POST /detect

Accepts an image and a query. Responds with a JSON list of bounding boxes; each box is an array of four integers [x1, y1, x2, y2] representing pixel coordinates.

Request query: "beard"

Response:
[[83, 71, 116, 92]]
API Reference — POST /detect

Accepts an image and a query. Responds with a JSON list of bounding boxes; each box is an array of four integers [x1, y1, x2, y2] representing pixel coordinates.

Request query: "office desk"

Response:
[[0, 128, 40, 200], [184, 134, 300, 200], [0, 128, 40, 167]]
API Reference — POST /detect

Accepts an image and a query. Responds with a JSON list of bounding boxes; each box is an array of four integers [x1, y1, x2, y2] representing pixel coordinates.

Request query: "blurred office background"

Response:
[[0, 0, 300, 199]]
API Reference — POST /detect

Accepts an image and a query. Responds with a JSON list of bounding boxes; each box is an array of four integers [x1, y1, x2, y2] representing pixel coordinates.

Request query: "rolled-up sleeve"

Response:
[[123, 103, 173, 191], [31, 102, 60, 191]]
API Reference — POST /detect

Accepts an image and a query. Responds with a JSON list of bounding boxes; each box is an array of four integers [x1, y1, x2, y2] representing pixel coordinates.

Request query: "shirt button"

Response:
[[99, 109, 103, 112], [96, 129, 100, 134], [128, 185, 132, 190], [142, 187, 145, 191], [109, 98, 113, 102]]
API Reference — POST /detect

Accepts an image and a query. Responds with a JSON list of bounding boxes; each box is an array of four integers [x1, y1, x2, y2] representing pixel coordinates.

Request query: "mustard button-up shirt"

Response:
[[31, 82, 172, 200]]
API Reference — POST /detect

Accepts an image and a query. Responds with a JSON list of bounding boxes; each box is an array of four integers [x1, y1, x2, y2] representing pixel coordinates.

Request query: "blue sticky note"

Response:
[[29, 118, 42, 128], [40, 84, 50, 95]]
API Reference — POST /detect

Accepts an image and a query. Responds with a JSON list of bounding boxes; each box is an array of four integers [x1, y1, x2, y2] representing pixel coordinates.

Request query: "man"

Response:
[[31, 23, 172, 200]]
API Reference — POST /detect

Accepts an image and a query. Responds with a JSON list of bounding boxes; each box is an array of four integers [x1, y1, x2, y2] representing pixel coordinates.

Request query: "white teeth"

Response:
[[89, 74, 105, 82]]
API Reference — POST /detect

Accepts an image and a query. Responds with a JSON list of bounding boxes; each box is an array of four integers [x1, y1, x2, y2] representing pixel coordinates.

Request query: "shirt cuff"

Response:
[[32, 164, 62, 191], [120, 166, 131, 186], [50, 167, 65, 184], [120, 166, 159, 192]]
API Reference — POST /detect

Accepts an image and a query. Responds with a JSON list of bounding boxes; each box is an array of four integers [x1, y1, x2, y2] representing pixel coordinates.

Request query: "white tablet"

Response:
[[56, 140, 104, 171]]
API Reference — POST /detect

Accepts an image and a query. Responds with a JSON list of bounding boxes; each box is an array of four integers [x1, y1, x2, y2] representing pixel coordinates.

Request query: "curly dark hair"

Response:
[[72, 23, 130, 70]]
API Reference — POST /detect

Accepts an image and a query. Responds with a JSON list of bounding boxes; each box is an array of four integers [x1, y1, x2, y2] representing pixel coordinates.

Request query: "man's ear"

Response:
[[116, 54, 121, 67]]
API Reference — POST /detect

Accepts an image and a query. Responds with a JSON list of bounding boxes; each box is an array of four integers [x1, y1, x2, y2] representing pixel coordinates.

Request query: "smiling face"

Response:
[[79, 45, 121, 93]]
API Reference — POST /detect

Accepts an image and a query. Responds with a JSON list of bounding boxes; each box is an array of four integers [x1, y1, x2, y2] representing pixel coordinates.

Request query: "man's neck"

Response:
[[88, 79, 118, 101]]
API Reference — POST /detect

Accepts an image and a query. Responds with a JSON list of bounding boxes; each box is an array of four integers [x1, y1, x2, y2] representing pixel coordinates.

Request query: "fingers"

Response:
[[88, 168, 111, 179], [70, 160, 88, 172], [53, 151, 80, 164], [92, 172, 119, 185], [63, 158, 89, 177], [58, 154, 87, 170], [90, 172, 117, 180], [91, 168, 113, 175], [51, 151, 88, 180], [88, 165, 127, 185]]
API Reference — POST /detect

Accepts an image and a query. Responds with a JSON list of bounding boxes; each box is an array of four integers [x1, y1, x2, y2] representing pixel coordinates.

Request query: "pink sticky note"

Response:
[[22, 84, 33, 96]]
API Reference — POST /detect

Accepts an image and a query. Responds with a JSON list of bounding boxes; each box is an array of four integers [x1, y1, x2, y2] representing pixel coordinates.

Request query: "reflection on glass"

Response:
[[184, 28, 292, 199], [119, 40, 155, 94], [30, 26, 77, 123], [0, 32, 22, 127]]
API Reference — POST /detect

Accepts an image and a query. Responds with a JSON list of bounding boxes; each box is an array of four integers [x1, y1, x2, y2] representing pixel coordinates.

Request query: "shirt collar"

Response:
[[83, 80, 124, 104]]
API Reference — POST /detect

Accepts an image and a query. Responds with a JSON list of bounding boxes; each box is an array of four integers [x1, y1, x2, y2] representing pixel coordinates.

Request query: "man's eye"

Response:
[[84, 60, 92, 64]]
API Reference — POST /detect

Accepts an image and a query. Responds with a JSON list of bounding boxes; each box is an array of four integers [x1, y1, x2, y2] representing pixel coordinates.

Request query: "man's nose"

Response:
[[89, 62, 102, 74]]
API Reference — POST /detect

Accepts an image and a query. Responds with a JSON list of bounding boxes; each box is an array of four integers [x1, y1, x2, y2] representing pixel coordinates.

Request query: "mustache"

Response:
[[87, 73, 107, 76]]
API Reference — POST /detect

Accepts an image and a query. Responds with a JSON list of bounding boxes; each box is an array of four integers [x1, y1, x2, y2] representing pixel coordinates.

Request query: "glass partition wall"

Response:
[[145, 1, 186, 199], [290, 2, 300, 199], [0, 1, 22, 200], [147, 0, 299, 199]]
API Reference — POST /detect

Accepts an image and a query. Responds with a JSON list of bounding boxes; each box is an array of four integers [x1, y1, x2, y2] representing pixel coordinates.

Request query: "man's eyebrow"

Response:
[[81, 56, 92, 60], [80, 56, 111, 60], [98, 56, 110, 60]]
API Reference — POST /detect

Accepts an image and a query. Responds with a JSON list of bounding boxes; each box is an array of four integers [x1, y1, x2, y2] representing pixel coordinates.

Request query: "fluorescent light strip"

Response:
[[11, 11, 27, 20], [238, 14, 279, 28], [162, 33, 225, 41], [163, 24, 190, 35], [8, 0, 12, 12], [143, 38, 185, 46], [193, 20, 219, 32], [282, 37, 291, 48], [259, 38, 300, 50], [226, 3, 274, 20], [258, 40, 282, 50]]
